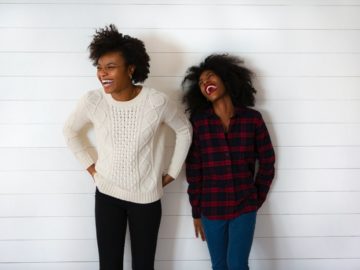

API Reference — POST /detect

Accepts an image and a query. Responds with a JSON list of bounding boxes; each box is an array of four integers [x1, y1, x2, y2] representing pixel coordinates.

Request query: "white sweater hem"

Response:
[[95, 176, 163, 204]]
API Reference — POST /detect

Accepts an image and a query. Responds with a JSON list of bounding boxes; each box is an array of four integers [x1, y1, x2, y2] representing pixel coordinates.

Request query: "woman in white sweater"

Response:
[[63, 24, 192, 270]]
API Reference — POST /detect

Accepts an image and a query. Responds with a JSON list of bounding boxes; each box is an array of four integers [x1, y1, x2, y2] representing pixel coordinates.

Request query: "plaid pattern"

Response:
[[186, 107, 275, 220]]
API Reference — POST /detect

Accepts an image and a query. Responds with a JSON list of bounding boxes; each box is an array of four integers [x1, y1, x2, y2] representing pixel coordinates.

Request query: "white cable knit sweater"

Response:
[[63, 87, 192, 203]]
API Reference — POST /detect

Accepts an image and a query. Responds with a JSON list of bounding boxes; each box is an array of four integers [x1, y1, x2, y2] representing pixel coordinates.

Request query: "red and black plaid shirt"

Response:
[[186, 106, 275, 220]]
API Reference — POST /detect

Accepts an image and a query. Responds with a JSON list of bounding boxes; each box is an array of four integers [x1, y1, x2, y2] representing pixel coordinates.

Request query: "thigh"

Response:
[[95, 190, 128, 270], [227, 211, 257, 270], [201, 216, 229, 270], [127, 199, 162, 270]]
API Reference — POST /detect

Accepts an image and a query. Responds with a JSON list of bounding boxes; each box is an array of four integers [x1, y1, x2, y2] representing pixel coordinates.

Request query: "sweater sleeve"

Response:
[[254, 113, 276, 208], [162, 99, 192, 179], [63, 93, 98, 169]]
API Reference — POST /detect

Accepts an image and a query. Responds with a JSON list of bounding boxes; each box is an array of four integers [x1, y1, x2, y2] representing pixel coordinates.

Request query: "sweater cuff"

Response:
[[167, 165, 181, 180], [75, 147, 97, 169]]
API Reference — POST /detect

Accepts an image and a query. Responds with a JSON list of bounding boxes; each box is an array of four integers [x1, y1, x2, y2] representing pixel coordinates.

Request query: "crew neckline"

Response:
[[103, 86, 146, 107]]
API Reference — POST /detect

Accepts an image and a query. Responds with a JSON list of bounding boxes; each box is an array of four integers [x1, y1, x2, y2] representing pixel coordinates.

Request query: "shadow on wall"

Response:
[[140, 32, 186, 270], [251, 74, 280, 270], [141, 31, 186, 103]]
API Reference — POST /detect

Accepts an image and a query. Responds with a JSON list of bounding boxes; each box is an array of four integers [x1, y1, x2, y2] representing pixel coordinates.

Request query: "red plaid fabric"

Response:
[[186, 107, 275, 220]]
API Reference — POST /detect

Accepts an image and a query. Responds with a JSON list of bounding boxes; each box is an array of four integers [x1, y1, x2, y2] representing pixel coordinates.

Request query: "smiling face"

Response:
[[198, 70, 228, 103], [96, 51, 134, 95]]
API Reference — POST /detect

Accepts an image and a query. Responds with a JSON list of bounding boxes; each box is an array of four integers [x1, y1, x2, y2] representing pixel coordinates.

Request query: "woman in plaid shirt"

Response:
[[182, 54, 275, 270]]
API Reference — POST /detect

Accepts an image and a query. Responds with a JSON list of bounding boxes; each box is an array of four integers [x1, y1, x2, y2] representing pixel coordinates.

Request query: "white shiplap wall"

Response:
[[1, 0, 360, 269]]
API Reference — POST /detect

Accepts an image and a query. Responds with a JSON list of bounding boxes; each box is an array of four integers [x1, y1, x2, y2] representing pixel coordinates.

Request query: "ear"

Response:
[[128, 65, 136, 77]]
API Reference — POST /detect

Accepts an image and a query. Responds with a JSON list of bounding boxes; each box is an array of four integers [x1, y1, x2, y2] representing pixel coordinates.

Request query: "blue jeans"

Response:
[[201, 211, 257, 270]]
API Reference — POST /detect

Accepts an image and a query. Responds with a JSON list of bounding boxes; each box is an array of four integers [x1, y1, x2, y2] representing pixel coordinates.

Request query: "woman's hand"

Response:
[[87, 164, 96, 177], [162, 174, 174, 187], [193, 218, 206, 241]]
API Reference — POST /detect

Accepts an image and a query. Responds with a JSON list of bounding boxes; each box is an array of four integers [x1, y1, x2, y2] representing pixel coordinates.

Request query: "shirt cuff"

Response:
[[192, 207, 201, 219]]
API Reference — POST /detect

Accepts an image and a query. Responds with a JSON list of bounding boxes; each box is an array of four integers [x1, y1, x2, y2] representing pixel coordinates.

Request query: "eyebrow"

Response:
[[97, 61, 118, 66], [199, 72, 213, 83]]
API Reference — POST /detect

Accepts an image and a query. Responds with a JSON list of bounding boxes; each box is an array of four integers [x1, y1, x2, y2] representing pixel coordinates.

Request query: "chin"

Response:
[[103, 87, 112, 94], [208, 95, 220, 103]]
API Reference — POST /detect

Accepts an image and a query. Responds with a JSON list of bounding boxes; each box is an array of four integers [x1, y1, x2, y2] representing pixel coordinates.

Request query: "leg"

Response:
[[227, 211, 257, 270], [201, 215, 229, 270], [95, 189, 128, 270], [127, 200, 162, 270]]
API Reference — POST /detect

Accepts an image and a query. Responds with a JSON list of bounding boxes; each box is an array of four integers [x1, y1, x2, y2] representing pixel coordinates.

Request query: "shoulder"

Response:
[[143, 87, 169, 109], [82, 89, 103, 105], [76, 89, 104, 115], [238, 106, 263, 119], [189, 110, 211, 131], [190, 111, 205, 123], [237, 107, 266, 128]]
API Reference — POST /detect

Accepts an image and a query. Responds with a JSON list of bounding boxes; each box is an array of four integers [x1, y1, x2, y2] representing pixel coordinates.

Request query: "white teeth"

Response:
[[102, 80, 113, 87], [205, 85, 216, 95], [102, 79, 113, 84]]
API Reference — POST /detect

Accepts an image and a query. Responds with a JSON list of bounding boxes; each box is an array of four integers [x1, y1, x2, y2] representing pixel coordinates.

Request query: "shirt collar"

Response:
[[204, 106, 245, 118]]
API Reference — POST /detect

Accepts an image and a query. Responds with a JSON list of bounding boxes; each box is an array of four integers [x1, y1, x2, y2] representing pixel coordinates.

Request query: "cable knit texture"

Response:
[[63, 87, 192, 203]]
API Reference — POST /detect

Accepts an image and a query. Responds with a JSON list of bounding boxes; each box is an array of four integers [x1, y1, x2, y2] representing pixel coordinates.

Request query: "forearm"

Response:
[[166, 114, 192, 179], [63, 94, 97, 169]]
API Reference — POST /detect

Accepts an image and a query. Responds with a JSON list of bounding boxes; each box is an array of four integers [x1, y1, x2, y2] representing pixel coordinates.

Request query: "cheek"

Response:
[[200, 90, 210, 100]]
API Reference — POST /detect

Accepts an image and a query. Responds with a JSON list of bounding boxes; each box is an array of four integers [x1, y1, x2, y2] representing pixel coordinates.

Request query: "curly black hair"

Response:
[[182, 54, 256, 116], [88, 24, 150, 83]]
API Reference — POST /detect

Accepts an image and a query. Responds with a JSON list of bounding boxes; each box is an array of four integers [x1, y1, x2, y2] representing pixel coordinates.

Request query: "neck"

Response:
[[212, 95, 234, 133], [111, 84, 139, 101], [212, 95, 234, 119]]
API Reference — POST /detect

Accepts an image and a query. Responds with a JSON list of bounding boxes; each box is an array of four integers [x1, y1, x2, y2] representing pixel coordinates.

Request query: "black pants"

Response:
[[95, 189, 162, 270]]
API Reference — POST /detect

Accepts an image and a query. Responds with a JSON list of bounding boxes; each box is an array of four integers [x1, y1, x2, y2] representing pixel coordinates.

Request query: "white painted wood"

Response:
[[1, 169, 360, 194], [161, 214, 360, 239], [272, 169, 360, 191], [0, 100, 75, 124], [0, 125, 66, 148], [269, 124, 360, 147], [1, 192, 360, 217], [2, 77, 360, 101], [0, 194, 95, 217], [2, 53, 360, 77], [255, 77, 360, 100], [8, 213, 360, 241], [2, 259, 360, 270], [0, 77, 181, 101], [1, 237, 359, 262], [249, 259, 360, 270], [0, 148, 83, 171], [0, 171, 95, 194], [0, 239, 99, 262], [0, 217, 96, 240], [275, 147, 360, 169], [1, 146, 360, 171], [1, 5, 360, 29], [2, 28, 360, 53], [3, 123, 360, 148], [1, 0, 360, 5], [255, 214, 360, 237], [0, 262, 99, 270], [1, 2, 360, 269], [1, 99, 360, 124], [258, 100, 360, 123]]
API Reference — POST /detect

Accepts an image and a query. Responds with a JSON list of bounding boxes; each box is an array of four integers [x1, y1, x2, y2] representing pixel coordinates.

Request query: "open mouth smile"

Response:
[[102, 79, 113, 87], [205, 84, 217, 95]]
